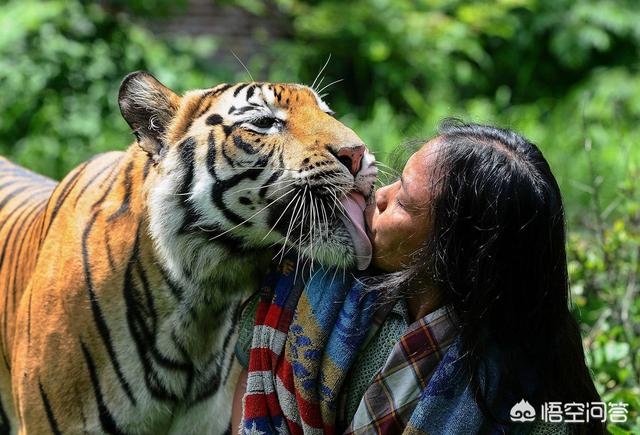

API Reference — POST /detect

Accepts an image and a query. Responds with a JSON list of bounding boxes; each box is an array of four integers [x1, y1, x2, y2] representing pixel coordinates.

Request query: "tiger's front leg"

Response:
[[11, 286, 105, 435]]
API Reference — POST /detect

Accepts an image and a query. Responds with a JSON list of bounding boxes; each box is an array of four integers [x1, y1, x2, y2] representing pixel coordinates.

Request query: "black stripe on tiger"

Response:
[[220, 302, 242, 386], [245, 84, 256, 100], [190, 349, 220, 405], [126, 248, 189, 374], [0, 161, 54, 184], [158, 265, 184, 301], [43, 159, 91, 237], [124, 229, 194, 401], [38, 382, 62, 435], [206, 132, 248, 226], [27, 287, 33, 344], [104, 231, 117, 272], [0, 187, 48, 236], [206, 114, 223, 126], [91, 159, 123, 210], [259, 147, 285, 199], [107, 160, 134, 222], [196, 99, 213, 120], [202, 83, 232, 98], [74, 157, 122, 208], [135, 261, 154, 322], [191, 366, 221, 405], [82, 211, 137, 406], [192, 301, 240, 405], [233, 135, 258, 155], [80, 341, 126, 435], [230, 106, 260, 116], [177, 92, 219, 138], [233, 83, 249, 97], [221, 142, 237, 169], [142, 156, 153, 179], [0, 184, 33, 213], [176, 137, 201, 235], [0, 179, 21, 193]]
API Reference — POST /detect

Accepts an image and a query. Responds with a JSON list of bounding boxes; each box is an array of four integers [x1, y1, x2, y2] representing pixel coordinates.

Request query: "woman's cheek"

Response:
[[389, 210, 411, 231], [378, 216, 406, 249], [373, 206, 406, 239]]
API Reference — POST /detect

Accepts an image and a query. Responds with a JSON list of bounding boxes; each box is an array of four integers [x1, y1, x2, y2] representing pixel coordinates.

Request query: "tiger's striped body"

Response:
[[1, 152, 252, 434], [0, 72, 376, 434]]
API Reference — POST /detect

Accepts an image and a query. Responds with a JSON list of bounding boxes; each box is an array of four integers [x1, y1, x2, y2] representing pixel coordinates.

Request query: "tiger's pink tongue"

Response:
[[338, 192, 372, 271]]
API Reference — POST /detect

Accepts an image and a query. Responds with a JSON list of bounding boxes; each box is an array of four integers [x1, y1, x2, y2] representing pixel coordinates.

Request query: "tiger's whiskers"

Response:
[[317, 78, 344, 95], [311, 54, 332, 91], [206, 188, 295, 241], [230, 178, 293, 194], [261, 190, 301, 242], [231, 50, 254, 82]]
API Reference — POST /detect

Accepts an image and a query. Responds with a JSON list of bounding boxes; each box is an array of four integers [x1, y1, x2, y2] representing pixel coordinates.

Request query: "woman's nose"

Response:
[[375, 186, 389, 212]]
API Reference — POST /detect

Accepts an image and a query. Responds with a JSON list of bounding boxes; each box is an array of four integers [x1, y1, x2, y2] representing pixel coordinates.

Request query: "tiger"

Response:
[[0, 71, 377, 434]]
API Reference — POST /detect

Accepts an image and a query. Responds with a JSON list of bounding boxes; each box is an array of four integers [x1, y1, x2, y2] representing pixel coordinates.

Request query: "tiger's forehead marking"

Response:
[[209, 82, 332, 118]]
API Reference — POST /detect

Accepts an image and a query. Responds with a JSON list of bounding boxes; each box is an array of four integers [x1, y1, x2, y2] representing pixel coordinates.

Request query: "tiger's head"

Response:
[[118, 71, 376, 283]]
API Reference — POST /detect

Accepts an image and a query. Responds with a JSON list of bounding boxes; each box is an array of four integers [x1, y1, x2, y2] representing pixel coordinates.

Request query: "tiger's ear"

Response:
[[118, 71, 180, 158]]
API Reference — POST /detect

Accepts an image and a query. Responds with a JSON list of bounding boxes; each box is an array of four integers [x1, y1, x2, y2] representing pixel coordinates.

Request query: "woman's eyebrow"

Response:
[[399, 176, 415, 206], [400, 176, 413, 200], [400, 176, 421, 208]]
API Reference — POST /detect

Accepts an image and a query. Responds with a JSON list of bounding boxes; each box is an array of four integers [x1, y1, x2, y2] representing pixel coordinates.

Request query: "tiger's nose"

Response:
[[336, 145, 365, 176]]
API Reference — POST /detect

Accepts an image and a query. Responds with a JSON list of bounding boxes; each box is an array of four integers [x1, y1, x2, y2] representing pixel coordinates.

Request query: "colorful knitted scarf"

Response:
[[241, 259, 533, 435], [242, 258, 379, 435]]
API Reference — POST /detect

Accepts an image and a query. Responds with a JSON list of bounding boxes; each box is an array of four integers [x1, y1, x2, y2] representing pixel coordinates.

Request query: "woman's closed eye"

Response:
[[396, 197, 408, 210]]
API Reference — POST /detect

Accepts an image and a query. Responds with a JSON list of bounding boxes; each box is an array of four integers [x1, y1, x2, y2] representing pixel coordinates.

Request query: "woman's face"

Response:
[[365, 140, 439, 272]]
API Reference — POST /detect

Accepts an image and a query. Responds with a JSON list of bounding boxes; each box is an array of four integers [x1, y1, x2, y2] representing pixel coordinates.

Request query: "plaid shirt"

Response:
[[345, 305, 459, 434]]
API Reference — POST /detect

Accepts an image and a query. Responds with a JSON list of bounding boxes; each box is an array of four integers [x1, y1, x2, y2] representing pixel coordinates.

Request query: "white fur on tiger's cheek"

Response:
[[147, 149, 228, 284], [272, 108, 288, 122], [262, 86, 275, 106]]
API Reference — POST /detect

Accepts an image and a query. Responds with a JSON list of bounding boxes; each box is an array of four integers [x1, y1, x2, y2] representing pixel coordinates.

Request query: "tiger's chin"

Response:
[[263, 190, 374, 273], [297, 225, 364, 271]]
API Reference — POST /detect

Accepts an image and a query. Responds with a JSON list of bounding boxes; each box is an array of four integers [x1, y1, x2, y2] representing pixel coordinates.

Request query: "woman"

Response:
[[233, 121, 602, 434]]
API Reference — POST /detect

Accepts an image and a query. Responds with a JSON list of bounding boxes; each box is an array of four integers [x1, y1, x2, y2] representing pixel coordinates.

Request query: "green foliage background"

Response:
[[0, 0, 638, 432]]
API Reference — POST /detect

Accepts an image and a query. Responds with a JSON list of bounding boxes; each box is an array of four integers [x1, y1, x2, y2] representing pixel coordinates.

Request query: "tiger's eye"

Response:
[[252, 117, 277, 129]]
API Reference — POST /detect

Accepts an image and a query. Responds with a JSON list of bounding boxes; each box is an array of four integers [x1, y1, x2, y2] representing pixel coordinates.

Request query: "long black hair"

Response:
[[385, 120, 602, 433]]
